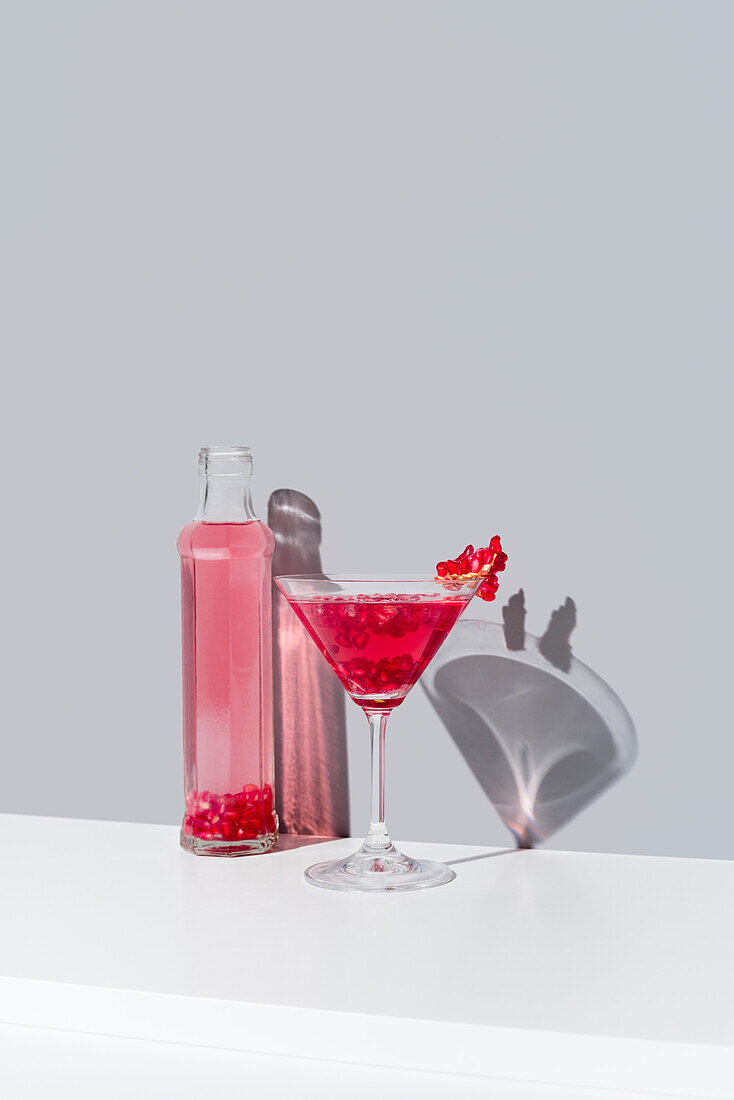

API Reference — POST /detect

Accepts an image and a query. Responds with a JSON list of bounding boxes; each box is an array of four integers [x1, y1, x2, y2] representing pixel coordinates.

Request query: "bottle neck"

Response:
[[194, 446, 258, 523], [196, 473, 257, 523]]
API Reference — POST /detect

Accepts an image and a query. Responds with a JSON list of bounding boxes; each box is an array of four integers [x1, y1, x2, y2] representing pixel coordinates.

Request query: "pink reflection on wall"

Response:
[[268, 490, 350, 837]]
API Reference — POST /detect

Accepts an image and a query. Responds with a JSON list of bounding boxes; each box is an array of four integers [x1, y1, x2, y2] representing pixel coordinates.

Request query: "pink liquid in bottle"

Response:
[[178, 447, 277, 855]]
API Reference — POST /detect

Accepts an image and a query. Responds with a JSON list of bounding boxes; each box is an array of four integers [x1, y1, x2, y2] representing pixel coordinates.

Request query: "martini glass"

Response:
[[274, 574, 482, 891]]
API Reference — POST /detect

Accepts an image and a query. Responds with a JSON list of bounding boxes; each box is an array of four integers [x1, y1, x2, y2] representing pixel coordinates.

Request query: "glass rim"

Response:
[[275, 572, 482, 582], [274, 573, 485, 598]]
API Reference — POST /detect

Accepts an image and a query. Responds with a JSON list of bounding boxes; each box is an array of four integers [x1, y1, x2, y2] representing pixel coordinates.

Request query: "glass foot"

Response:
[[304, 844, 456, 892]]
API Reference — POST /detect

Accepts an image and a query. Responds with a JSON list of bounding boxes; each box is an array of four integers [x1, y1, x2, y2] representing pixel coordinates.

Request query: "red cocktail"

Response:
[[287, 592, 469, 709]]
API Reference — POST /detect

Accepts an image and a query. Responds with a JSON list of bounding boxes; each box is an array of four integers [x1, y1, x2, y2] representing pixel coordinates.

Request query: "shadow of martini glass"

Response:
[[422, 611, 637, 848]]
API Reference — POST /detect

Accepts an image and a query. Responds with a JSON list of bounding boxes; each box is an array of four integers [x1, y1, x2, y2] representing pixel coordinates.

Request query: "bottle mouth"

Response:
[[198, 445, 253, 475], [199, 445, 251, 460]]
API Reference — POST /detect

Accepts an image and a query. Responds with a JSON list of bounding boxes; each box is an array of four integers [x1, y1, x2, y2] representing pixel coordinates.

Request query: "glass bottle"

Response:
[[178, 446, 277, 855]]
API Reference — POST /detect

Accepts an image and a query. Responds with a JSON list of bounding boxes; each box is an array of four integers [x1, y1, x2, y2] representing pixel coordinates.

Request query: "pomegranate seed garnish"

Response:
[[435, 536, 507, 602]]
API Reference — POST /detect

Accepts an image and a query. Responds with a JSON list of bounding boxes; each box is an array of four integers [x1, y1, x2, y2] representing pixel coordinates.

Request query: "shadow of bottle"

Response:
[[422, 592, 637, 848], [268, 490, 350, 837]]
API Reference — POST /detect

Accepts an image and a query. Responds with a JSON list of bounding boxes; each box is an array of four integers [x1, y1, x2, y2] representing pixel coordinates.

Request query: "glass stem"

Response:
[[362, 709, 393, 853]]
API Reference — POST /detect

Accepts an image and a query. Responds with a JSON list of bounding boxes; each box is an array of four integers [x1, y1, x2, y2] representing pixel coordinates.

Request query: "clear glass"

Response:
[[178, 446, 277, 856], [274, 574, 482, 890]]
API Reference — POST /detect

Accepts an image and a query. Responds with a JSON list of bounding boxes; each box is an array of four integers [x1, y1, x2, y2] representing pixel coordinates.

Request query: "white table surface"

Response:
[[1, 814, 732, 1099]]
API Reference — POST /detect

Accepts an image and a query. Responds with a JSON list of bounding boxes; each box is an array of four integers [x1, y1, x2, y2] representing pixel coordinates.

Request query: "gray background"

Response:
[[1, 1, 732, 858]]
